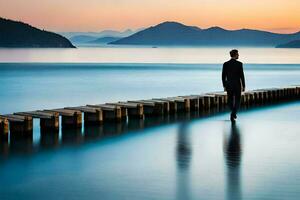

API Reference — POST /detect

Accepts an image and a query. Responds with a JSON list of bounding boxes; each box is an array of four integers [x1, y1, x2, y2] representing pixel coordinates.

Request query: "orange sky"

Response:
[[0, 0, 299, 33]]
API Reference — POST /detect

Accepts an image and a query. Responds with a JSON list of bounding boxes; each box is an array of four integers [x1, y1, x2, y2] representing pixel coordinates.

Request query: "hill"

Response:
[[110, 21, 300, 46], [59, 29, 141, 40], [276, 40, 300, 48], [88, 37, 122, 44], [69, 35, 98, 44], [0, 17, 75, 48]]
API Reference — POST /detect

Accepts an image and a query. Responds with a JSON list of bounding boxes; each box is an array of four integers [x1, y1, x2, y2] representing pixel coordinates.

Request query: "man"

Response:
[[222, 49, 245, 122]]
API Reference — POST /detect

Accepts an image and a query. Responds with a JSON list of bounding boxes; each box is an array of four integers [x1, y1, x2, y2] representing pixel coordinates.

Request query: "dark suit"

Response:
[[222, 59, 245, 116]]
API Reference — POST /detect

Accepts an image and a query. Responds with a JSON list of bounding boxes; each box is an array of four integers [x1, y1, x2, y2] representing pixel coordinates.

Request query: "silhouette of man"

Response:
[[222, 49, 245, 122]]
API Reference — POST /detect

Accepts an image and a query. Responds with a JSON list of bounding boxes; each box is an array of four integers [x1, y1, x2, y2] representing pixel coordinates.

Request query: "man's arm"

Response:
[[240, 63, 245, 91], [222, 63, 227, 90]]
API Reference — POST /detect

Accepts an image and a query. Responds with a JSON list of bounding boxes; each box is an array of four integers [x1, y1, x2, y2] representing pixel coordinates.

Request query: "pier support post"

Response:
[[40, 113, 59, 132], [10, 116, 33, 134], [183, 96, 199, 111], [61, 111, 82, 128], [84, 109, 103, 125], [128, 104, 144, 119], [296, 87, 300, 99], [203, 95, 211, 110], [0, 118, 9, 137]]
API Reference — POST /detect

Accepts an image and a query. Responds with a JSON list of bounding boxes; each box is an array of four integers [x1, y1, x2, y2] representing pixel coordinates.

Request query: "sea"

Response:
[[0, 46, 300, 200]]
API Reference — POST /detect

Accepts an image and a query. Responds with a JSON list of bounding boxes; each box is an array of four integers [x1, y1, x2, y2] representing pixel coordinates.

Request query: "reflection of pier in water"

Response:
[[0, 109, 212, 158], [223, 122, 243, 200]]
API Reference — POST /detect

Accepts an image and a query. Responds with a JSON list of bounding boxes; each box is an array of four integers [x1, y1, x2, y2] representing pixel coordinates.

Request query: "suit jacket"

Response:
[[222, 59, 245, 91]]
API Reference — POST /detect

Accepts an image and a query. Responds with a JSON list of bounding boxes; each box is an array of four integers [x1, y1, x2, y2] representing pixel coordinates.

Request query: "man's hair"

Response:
[[230, 49, 239, 57]]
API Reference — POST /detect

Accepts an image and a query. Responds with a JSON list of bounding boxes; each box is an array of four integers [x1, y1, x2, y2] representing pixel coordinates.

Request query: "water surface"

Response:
[[1, 62, 300, 114], [1, 102, 300, 200]]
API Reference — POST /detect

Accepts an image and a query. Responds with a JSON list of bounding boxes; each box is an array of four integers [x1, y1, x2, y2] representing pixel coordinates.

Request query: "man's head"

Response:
[[230, 49, 239, 59]]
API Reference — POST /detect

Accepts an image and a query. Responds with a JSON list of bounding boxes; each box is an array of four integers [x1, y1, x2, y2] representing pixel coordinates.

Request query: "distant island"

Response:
[[88, 37, 122, 44], [276, 40, 300, 48], [60, 29, 139, 40], [110, 21, 300, 47], [0, 17, 75, 48], [69, 35, 121, 44]]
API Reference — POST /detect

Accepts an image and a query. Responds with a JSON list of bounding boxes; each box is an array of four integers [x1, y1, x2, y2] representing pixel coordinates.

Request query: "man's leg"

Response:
[[227, 90, 235, 121], [227, 90, 234, 111], [232, 90, 241, 117]]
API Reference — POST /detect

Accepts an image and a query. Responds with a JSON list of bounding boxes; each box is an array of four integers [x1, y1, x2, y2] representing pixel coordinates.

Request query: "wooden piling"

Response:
[[44, 109, 82, 128], [152, 99, 177, 114], [0, 117, 9, 137], [202, 94, 217, 110], [87, 104, 122, 122], [129, 100, 165, 116], [16, 111, 59, 132], [65, 106, 103, 125], [143, 99, 170, 114], [179, 95, 200, 111], [1, 114, 33, 134], [166, 97, 190, 112], [106, 102, 144, 119]]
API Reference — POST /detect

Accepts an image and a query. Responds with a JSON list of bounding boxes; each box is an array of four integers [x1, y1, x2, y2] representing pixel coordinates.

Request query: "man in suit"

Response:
[[222, 49, 245, 122]]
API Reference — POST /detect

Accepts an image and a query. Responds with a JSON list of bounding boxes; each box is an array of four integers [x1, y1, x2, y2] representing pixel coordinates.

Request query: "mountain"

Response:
[[60, 28, 141, 39], [69, 35, 98, 43], [276, 40, 300, 48], [110, 21, 300, 47], [0, 17, 75, 48], [88, 37, 122, 44]]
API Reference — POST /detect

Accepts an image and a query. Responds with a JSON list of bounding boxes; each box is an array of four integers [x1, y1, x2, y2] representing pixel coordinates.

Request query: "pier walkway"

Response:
[[1, 86, 300, 138]]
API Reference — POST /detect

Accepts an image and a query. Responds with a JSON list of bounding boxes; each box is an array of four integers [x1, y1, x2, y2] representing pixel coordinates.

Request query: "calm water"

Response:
[[1, 47, 300, 199], [1, 102, 300, 200], [1, 62, 300, 114]]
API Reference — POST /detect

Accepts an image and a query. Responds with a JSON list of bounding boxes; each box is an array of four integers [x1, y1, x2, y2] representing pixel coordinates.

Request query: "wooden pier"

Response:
[[1, 86, 300, 137]]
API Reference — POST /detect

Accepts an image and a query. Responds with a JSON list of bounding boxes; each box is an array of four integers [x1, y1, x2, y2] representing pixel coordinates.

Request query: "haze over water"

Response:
[[1, 47, 300, 63], [1, 47, 300, 200]]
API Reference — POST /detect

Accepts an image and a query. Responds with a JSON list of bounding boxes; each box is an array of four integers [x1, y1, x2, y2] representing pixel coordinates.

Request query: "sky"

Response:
[[0, 0, 299, 33]]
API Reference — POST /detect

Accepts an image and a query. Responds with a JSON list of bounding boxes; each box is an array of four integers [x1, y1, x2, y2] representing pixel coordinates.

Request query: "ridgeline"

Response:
[[0, 17, 75, 48]]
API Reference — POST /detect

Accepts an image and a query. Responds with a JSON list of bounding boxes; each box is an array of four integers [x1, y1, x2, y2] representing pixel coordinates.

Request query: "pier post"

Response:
[[9, 116, 33, 134], [296, 87, 300, 98], [163, 97, 190, 112], [0, 118, 9, 137], [65, 106, 103, 125], [87, 105, 122, 122], [45, 109, 82, 129], [203, 95, 211, 110], [84, 109, 103, 125], [180, 96, 199, 111], [62, 111, 82, 128], [106, 102, 144, 119], [40, 113, 59, 132], [102, 106, 122, 122]]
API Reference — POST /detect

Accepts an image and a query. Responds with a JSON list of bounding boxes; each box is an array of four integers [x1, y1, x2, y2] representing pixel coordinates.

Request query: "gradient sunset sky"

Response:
[[1, 0, 299, 33]]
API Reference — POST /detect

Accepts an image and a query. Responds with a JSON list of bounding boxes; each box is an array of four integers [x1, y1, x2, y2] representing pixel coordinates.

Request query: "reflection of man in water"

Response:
[[224, 123, 242, 200], [176, 122, 192, 200], [222, 49, 246, 122]]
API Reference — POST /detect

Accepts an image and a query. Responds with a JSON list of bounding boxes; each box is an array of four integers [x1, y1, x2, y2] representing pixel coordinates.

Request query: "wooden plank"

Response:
[[165, 97, 186, 102], [137, 99, 170, 114], [127, 100, 156, 106], [107, 102, 140, 108], [107, 102, 144, 118], [44, 108, 80, 116], [87, 104, 122, 121], [15, 111, 55, 119], [87, 104, 120, 111], [65, 106, 100, 113], [0, 114, 28, 122]]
